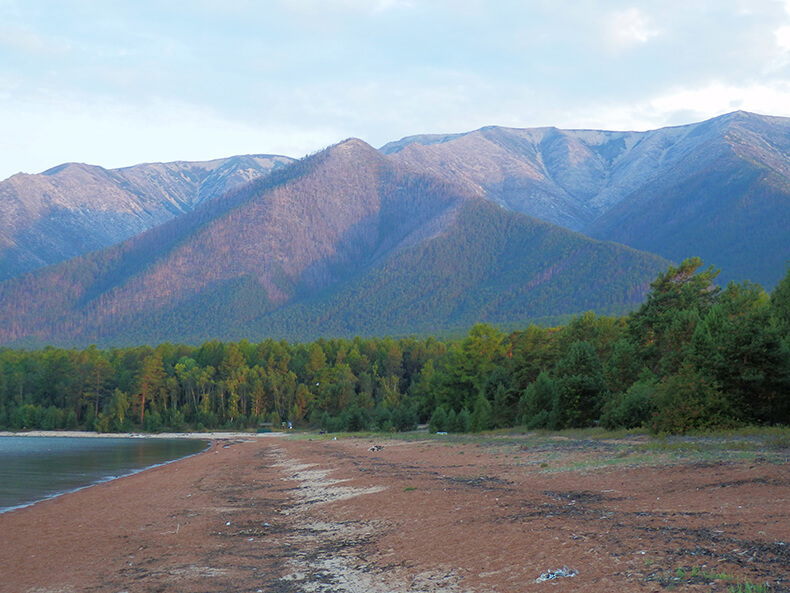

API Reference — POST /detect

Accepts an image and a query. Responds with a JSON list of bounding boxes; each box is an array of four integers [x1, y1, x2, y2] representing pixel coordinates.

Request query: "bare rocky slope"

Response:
[[0, 154, 293, 280], [0, 139, 669, 347], [1, 111, 788, 346], [4, 111, 788, 289], [383, 111, 790, 287]]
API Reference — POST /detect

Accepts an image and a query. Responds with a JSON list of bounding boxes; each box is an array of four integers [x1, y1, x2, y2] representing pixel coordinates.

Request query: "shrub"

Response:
[[470, 394, 493, 432], [455, 408, 472, 433], [601, 375, 657, 429], [650, 366, 741, 434], [391, 405, 417, 432], [340, 405, 372, 432], [518, 372, 559, 429], [429, 406, 448, 432]]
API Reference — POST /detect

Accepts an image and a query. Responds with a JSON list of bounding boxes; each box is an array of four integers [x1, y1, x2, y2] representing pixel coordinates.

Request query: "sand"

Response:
[[1, 433, 788, 593]]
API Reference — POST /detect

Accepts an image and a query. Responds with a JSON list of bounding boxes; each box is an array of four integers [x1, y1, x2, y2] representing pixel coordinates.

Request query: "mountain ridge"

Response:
[[0, 138, 669, 347], [1, 111, 789, 346], [382, 111, 790, 287], [4, 110, 787, 287], [0, 153, 294, 281]]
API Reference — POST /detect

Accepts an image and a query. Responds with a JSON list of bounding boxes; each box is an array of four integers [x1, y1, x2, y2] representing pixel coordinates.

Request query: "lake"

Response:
[[0, 435, 208, 513]]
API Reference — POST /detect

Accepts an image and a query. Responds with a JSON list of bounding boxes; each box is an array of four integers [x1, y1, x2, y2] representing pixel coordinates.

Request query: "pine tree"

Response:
[[470, 394, 493, 432], [137, 352, 167, 425]]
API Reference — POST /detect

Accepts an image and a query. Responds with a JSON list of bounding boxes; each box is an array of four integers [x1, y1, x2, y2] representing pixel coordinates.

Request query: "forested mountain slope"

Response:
[[5, 111, 788, 291], [0, 154, 293, 280], [0, 139, 669, 347], [239, 198, 671, 342], [585, 112, 790, 288], [383, 111, 790, 287]]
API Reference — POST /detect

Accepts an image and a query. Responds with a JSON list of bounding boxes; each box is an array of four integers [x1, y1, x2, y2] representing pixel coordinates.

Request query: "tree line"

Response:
[[1, 258, 788, 435]]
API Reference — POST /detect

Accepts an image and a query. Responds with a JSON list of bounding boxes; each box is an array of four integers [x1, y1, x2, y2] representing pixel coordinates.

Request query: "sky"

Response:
[[2, 0, 790, 180]]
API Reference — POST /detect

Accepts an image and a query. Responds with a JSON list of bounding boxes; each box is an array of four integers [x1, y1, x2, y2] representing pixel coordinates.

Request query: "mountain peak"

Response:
[[330, 138, 382, 158], [41, 162, 105, 177], [0, 154, 295, 281]]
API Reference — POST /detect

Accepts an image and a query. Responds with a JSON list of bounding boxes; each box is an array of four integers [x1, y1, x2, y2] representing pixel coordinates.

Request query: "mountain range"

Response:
[[382, 110, 790, 288], [0, 110, 787, 347], [0, 154, 293, 281]]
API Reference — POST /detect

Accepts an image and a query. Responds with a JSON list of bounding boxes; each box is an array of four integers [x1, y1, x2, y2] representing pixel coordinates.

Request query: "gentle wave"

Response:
[[0, 436, 208, 513]]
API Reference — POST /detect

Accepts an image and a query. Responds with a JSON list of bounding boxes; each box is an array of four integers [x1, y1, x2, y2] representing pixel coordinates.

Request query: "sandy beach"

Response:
[[1, 433, 788, 593], [0, 430, 281, 440]]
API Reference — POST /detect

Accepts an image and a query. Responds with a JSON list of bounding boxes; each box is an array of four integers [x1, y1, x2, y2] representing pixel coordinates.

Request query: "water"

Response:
[[0, 436, 208, 513]]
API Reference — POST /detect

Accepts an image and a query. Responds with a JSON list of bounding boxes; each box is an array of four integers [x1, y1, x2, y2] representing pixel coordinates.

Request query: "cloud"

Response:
[[276, 0, 413, 17], [774, 0, 790, 52], [0, 24, 71, 56], [371, 0, 414, 11], [776, 25, 790, 51], [567, 80, 790, 132], [652, 81, 790, 118], [5, 1, 790, 181], [0, 93, 337, 179], [604, 8, 662, 52]]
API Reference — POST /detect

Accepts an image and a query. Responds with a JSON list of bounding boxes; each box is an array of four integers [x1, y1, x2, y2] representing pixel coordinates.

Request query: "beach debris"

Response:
[[369, 445, 384, 452], [226, 521, 231, 526], [535, 566, 577, 583]]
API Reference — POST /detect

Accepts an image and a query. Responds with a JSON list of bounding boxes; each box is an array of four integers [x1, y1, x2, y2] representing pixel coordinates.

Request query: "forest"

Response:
[[1, 258, 789, 435]]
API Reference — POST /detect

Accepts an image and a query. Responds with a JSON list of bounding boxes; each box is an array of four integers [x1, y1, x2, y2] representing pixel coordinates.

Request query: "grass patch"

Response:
[[294, 426, 790, 472], [649, 565, 771, 592], [728, 581, 771, 593]]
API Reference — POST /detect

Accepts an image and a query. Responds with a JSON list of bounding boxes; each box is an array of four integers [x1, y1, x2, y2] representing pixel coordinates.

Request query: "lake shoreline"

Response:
[[0, 433, 223, 514], [0, 429, 289, 439], [2, 434, 788, 592]]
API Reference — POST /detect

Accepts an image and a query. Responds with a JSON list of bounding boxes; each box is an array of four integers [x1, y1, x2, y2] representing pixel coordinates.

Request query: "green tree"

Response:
[[314, 363, 357, 415], [436, 324, 507, 411], [600, 373, 657, 429], [445, 408, 458, 432], [219, 344, 249, 421], [651, 365, 737, 433], [291, 383, 312, 423], [510, 324, 559, 392], [518, 371, 559, 429], [691, 282, 790, 424], [429, 406, 448, 432], [174, 357, 200, 415], [249, 367, 269, 417], [408, 358, 439, 422], [470, 393, 493, 432], [628, 257, 720, 375], [770, 264, 790, 333], [604, 339, 643, 395], [137, 352, 167, 425], [377, 338, 404, 384], [491, 383, 514, 428], [455, 408, 472, 433], [377, 374, 402, 408], [554, 341, 609, 428], [82, 348, 114, 418], [305, 342, 327, 382], [557, 312, 625, 362], [109, 388, 131, 430]]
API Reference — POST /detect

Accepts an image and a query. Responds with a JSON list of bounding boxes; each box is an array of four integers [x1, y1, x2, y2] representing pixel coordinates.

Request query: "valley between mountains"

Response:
[[0, 110, 788, 347]]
